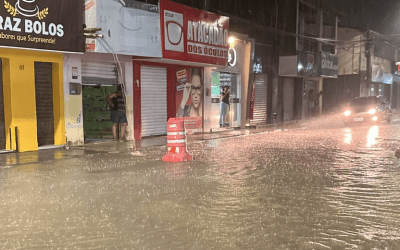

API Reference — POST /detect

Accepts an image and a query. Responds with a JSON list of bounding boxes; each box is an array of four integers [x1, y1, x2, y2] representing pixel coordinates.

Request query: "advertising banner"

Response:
[[0, 0, 84, 52], [297, 51, 319, 77], [372, 56, 393, 84], [298, 51, 338, 77], [175, 67, 203, 133], [160, 0, 229, 66], [320, 52, 338, 77], [85, 0, 162, 57]]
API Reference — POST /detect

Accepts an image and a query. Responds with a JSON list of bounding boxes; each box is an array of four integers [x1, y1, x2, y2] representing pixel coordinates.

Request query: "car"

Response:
[[343, 96, 392, 125]]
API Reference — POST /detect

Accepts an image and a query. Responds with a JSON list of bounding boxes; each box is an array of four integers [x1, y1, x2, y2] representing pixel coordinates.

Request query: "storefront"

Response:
[[370, 56, 393, 101], [279, 51, 338, 121], [0, 0, 84, 152], [63, 53, 134, 145], [393, 62, 400, 109], [204, 34, 254, 132], [132, 0, 230, 139], [63, 0, 160, 146]]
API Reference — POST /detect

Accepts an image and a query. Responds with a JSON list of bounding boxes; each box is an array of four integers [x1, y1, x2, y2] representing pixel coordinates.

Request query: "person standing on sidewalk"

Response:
[[219, 86, 230, 127], [106, 85, 129, 141], [308, 89, 323, 118]]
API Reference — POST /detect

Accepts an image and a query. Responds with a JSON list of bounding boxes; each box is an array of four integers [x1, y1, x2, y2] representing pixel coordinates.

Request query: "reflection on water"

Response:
[[367, 125, 379, 147], [344, 128, 352, 144], [1, 124, 400, 249]]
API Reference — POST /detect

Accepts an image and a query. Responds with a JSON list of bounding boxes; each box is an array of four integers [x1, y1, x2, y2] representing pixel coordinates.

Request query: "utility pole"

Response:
[[366, 27, 371, 96], [203, 0, 209, 11]]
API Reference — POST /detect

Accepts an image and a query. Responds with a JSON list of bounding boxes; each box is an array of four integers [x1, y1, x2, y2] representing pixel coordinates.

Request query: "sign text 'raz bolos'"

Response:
[[0, 0, 84, 52]]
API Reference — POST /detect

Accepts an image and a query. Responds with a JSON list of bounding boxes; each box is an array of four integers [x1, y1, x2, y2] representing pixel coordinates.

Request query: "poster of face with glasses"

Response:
[[176, 67, 203, 132]]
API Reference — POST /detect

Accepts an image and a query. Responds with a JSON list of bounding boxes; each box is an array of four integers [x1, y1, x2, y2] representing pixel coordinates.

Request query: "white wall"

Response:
[[337, 33, 366, 75], [63, 54, 84, 146]]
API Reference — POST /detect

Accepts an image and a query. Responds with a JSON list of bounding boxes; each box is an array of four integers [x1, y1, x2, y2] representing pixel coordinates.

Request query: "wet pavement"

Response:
[[1, 117, 400, 249]]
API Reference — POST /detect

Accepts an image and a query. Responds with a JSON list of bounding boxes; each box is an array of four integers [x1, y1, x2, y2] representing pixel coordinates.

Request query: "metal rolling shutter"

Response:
[[251, 74, 267, 125], [35, 62, 54, 146], [141, 66, 167, 137], [82, 61, 118, 86], [283, 78, 295, 121], [0, 59, 5, 149]]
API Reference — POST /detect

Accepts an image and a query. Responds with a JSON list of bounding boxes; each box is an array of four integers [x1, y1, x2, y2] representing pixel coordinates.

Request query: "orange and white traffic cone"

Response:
[[162, 118, 192, 162]]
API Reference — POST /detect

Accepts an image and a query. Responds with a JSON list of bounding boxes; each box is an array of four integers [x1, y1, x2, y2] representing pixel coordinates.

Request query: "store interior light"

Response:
[[228, 37, 236, 47], [298, 64, 303, 71]]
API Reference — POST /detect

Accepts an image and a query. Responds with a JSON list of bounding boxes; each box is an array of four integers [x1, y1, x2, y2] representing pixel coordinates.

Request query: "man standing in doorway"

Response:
[[106, 85, 128, 141], [307, 89, 323, 118]]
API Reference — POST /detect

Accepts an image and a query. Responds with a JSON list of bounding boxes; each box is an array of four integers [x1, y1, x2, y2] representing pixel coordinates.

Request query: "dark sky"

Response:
[[335, 0, 400, 34]]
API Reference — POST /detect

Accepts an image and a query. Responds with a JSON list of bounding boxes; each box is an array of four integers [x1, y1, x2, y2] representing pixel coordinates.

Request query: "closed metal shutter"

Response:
[[35, 62, 54, 146], [251, 74, 267, 125], [82, 61, 118, 86], [0, 59, 5, 149], [283, 78, 295, 121], [141, 66, 167, 137]]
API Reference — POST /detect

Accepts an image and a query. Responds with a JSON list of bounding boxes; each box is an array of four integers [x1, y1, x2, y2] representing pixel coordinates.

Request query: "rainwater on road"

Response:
[[1, 122, 400, 249]]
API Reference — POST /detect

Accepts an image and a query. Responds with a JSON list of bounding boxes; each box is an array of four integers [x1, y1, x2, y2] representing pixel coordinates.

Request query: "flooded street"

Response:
[[1, 123, 400, 249]]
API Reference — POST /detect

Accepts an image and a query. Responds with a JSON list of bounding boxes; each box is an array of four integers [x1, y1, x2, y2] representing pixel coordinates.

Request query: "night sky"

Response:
[[336, 0, 400, 35]]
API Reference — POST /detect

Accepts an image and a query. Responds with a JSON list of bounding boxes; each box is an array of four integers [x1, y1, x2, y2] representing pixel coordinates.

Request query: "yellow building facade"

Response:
[[1, 48, 65, 152]]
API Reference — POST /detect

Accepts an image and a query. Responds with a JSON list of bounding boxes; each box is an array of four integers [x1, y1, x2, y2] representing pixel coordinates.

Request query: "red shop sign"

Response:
[[160, 0, 229, 66]]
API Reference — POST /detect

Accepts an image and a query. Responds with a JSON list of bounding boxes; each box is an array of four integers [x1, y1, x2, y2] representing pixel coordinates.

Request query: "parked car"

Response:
[[343, 96, 392, 125]]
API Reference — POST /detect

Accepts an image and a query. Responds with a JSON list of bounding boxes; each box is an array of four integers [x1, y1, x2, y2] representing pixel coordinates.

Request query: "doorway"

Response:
[[34, 62, 54, 147], [82, 85, 117, 141], [212, 71, 241, 128]]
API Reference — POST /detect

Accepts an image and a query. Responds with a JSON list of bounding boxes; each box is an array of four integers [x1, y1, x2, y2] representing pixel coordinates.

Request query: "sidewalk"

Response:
[[1, 112, 398, 167], [0, 123, 285, 167]]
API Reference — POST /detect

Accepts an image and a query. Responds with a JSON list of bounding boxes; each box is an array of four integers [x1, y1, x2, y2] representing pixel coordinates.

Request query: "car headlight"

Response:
[[368, 108, 376, 115], [344, 110, 351, 116]]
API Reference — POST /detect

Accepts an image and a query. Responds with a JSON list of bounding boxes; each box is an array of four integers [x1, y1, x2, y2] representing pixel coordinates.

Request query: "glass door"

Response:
[[211, 71, 241, 129], [228, 73, 240, 127]]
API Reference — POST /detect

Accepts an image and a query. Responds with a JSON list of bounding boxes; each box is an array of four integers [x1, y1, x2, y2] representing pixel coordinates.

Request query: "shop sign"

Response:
[[227, 47, 237, 67], [160, 0, 229, 66], [372, 61, 393, 84], [253, 57, 262, 73], [394, 62, 400, 77], [320, 52, 338, 76], [297, 51, 319, 76], [0, 0, 84, 52]]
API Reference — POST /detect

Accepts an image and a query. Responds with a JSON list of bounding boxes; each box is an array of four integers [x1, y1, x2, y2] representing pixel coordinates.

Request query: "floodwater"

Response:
[[1, 122, 400, 249]]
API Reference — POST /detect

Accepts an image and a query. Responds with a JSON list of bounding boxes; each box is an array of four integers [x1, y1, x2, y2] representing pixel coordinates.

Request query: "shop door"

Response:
[[141, 66, 167, 137], [251, 74, 267, 125], [283, 78, 295, 121], [0, 59, 5, 149], [304, 80, 317, 119], [35, 62, 54, 146], [81, 61, 119, 140], [228, 73, 241, 128]]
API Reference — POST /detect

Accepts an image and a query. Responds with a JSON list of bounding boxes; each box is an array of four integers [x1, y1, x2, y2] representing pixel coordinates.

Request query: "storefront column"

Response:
[[318, 77, 323, 115], [203, 67, 213, 133]]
